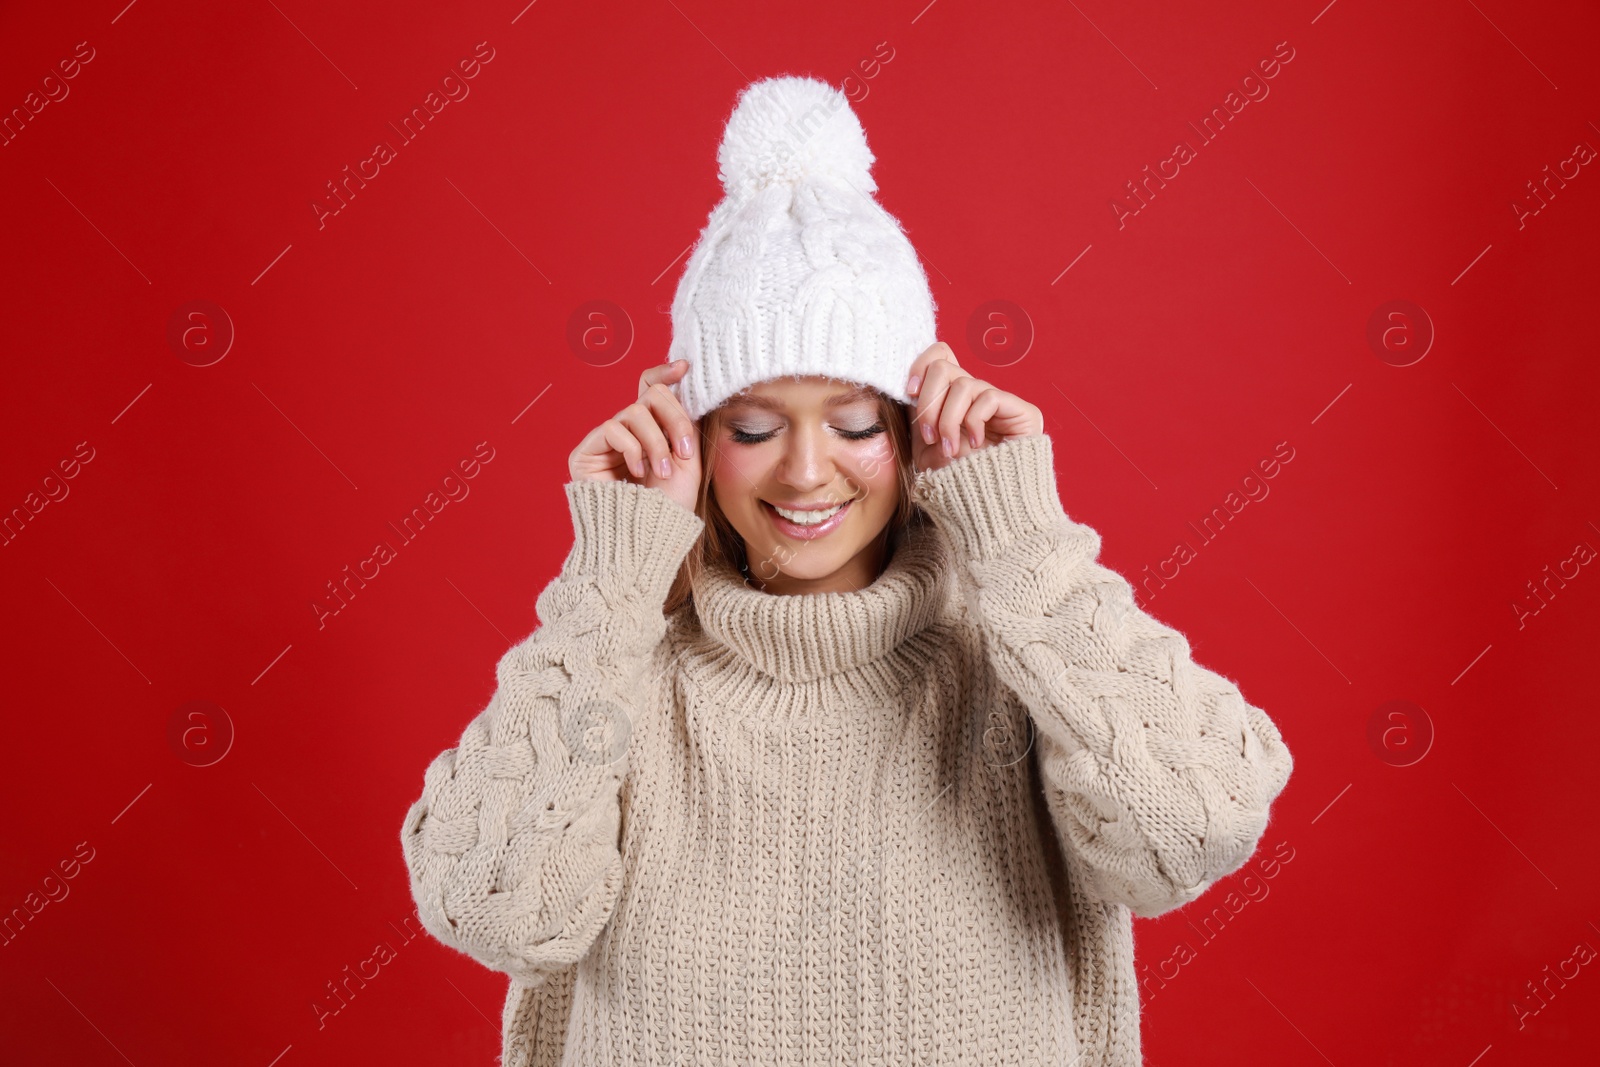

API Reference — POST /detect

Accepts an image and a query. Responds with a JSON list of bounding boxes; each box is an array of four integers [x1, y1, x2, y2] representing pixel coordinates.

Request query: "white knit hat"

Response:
[[667, 75, 938, 421]]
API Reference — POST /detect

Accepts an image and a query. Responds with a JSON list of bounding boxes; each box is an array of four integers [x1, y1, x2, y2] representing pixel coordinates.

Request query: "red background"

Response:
[[2, 0, 1596, 1064]]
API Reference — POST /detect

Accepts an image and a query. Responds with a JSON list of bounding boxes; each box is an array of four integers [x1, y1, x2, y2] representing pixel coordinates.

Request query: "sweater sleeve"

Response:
[[399, 479, 704, 985], [913, 433, 1294, 919]]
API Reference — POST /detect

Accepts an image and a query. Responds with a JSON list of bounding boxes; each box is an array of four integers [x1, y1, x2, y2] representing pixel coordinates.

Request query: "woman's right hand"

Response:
[[569, 358, 702, 516]]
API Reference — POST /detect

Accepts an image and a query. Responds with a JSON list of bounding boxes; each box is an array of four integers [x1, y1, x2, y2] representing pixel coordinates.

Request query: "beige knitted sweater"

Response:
[[400, 432, 1294, 1067]]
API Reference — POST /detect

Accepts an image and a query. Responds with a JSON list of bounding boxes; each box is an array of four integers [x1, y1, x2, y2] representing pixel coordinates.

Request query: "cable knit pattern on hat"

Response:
[[399, 433, 1295, 1067], [667, 75, 939, 420]]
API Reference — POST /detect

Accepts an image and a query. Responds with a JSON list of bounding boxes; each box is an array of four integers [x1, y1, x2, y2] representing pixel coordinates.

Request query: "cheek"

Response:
[[844, 438, 900, 503], [711, 448, 769, 511]]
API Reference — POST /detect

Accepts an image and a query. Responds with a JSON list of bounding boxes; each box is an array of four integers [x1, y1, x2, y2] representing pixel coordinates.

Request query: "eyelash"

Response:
[[730, 423, 885, 445]]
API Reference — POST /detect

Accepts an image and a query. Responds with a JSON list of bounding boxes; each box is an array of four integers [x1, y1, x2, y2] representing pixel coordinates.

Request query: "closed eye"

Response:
[[838, 424, 886, 441]]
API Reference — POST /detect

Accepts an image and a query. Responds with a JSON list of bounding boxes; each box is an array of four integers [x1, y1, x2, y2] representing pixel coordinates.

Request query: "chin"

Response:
[[766, 548, 858, 582], [732, 498, 894, 584]]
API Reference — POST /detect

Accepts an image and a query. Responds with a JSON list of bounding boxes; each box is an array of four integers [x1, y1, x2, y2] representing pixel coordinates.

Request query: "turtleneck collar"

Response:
[[688, 512, 955, 684]]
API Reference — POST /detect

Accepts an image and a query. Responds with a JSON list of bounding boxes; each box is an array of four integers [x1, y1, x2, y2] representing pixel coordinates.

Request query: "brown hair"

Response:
[[663, 387, 924, 616]]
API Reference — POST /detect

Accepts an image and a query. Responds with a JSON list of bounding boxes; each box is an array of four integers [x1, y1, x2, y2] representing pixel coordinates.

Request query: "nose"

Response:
[[775, 421, 835, 494]]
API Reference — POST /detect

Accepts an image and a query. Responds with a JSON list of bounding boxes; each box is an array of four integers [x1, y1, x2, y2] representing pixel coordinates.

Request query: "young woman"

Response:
[[400, 77, 1293, 1067]]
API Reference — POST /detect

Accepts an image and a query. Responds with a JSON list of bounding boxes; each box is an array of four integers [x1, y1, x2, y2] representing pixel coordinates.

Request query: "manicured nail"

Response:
[[678, 435, 692, 459], [969, 429, 980, 448], [907, 374, 921, 396], [658, 457, 672, 478], [630, 457, 643, 478], [922, 421, 935, 444], [942, 436, 953, 458]]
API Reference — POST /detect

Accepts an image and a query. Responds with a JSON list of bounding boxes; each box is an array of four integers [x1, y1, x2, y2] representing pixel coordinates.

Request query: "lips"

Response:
[[762, 499, 853, 540]]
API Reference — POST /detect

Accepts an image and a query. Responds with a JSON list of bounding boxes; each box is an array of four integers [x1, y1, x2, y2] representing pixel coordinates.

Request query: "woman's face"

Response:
[[707, 375, 901, 595]]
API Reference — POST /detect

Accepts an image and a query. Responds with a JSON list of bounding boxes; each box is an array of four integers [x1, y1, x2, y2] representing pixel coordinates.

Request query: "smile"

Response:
[[762, 499, 853, 540]]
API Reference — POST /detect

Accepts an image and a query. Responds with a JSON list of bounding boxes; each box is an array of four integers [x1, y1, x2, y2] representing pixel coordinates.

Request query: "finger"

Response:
[[911, 355, 972, 444], [906, 341, 959, 398], [961, 386, 1004, 449], [639, 380, 698, 460], [639, 358, 690, 401], [615, 401, 675, 481], [936, 376, 984, 458], [571, 423, 619, 482], [600, 419, 646, 480]]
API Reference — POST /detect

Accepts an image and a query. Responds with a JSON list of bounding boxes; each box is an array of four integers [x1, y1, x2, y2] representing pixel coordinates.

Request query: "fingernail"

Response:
[[907, 374, 921, 395], [942, 437, 953, 458], [969, 430, 980, 448], [678, 435, 692, 458], [630, 458, 643, 479], [922, 422, 935, 444], [658, 457, 672, 478]]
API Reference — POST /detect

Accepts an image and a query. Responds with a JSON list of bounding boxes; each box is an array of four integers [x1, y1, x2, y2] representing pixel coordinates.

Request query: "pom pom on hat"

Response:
[[716, 75, 877, 197]]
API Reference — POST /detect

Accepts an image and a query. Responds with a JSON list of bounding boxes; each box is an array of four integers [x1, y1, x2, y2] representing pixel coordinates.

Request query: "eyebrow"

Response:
[[725, 385, 878, 411]]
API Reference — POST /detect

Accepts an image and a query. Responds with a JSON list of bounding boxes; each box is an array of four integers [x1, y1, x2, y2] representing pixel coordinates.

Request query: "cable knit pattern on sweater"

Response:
[[399, 432, 1295, 1067]]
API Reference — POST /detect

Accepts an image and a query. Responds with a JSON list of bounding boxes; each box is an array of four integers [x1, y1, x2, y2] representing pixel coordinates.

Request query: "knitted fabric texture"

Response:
[[666, 74, 939, 420], [399, 433, 1295, 1067]]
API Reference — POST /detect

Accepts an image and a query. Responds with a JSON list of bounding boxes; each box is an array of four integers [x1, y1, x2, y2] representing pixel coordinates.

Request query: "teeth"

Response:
[[772, 502, 845, 525]]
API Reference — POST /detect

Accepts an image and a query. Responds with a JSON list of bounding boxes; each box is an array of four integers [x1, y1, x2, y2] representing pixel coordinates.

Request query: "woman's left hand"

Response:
[[906, 342, 1045, 474]]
